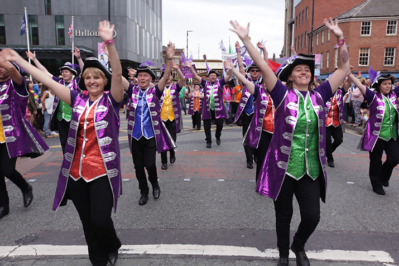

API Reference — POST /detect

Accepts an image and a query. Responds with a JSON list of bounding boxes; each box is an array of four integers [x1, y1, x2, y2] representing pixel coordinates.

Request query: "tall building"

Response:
[[0, 0, 163, 75], [282, 0, 295, 58]]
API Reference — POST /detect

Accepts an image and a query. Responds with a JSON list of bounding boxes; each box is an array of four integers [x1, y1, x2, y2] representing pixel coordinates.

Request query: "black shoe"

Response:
[[216, 139, 221, 145], [153, 187, 161, 199], [382, 181, 389, 187], [139, 194, 148, 205], [193, 126, 196, 129], [277, 257, 289, 266], [23, 185, 33, 208], [327, 161, 335, 168], [0, 206, 10, 219], [170, 156, 176, 164], [254, 156, 258, 164], [108, 249, 118, 266], [197, 127, 201, 130], [161, 163, 168, 170], [291, 245, 310, 266], [247, 162, 253, 169], [206, 142, 211, 148], [373, 186, 385, 195]]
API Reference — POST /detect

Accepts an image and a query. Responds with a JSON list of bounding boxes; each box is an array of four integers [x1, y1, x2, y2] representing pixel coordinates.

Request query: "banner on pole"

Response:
[[68, 21, 73, 42], [314, 54, 321, 77], [98, 43, 108, 67], [20, 15, 26, 36], [181, 65, 197, 79]]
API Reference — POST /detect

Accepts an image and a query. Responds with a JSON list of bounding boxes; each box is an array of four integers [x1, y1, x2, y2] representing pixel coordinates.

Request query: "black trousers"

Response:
[[203, 110, 223, 144], [274, 175, 321, 258], [326, 125, 343, 163], [131, 137, 159, 195], [369, 138, 399, 189], [192, 111, 202, 129], [242, 113, 254, 163], [255, 131, 273, 181], [161, 120, 176, 164], [56, 118, 70, 154], [67, 177, 121, 266], [0, 144, 30, 207]]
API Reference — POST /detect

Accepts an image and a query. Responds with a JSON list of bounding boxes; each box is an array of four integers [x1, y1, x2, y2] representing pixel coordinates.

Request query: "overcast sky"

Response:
[[162, 0, 285, 60]]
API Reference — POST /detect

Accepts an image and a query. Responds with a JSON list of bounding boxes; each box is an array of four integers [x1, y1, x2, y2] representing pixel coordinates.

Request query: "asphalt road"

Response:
[[0, 113, 398, 266]]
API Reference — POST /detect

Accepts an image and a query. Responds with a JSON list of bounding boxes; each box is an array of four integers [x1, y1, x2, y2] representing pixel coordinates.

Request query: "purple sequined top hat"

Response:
[[78, 56, 112, 91], [59, 62, 80, 76], [276, 53, 315, 83], [135, 61, 156, 80]]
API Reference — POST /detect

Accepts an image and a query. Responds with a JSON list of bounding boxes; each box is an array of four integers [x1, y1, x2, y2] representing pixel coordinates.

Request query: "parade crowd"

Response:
[[1, 17, 399, 266]]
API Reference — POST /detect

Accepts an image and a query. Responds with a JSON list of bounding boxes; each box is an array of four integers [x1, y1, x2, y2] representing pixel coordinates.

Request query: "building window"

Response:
[[28, 15, 39, 45], [305, 31, 307, 47], [295, 37, 297, 50], [302, 10, 304, 23], [296, 16, 298, 27], [387, 21, 397, 35], [327, 51, 330, 68], [384, 48, 396, 66], [359, 48, 370, 66], [335, 48, 338, 68], [306, 7, 308, 20], [321, 53, 323, 70], [55, 16, 65, 45], [322, 30, 324, 44], [328, 29, 330, 41], [0, 14, 6, 44], [299, 14, 301, 25], [316, 33, 319, 46], [360, 21, 372, 36], [44, 0, 51, 15]]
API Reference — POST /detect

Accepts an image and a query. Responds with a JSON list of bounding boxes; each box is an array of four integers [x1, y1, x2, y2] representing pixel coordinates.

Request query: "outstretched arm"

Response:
[[172, 62, 186, 88], [0, 55, 23, 85], [324, 18, 350, 93], [224, 68, 233, 83], [348, 72, 367, 96], [224, 59, 255, 94], [230, 20, 277, 93], [98, 20, 123, 102], [184, 60, 201, 83], [1, 49, 71, 104], [236, 41, 246, 75], [158, 42, 175, 92], [26, 51, 50, 74], [72, 46, 84, 72], [257, 42, 269, 62]]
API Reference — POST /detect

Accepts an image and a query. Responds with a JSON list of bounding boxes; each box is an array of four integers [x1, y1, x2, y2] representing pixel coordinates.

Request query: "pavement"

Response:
[[0, 112, 398, 266]]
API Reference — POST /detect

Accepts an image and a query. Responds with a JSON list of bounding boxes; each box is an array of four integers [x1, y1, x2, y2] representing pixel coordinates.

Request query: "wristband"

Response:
[[76, 56, 81, 59], [167, 57, 173, 60], [104, 39, 114, 46], [335, 39, 345, 49]]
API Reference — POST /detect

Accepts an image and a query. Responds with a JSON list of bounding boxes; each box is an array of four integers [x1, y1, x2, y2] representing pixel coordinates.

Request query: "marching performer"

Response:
[[2, 21, 124, 266], [185, 59, 232, 148], [0, 56, 49, 220], [352, 70, 399, 195], [230, 17, 349, 266], [188, 83, 204, 130], [159, 63, 186, 170], [26, 47, 84, 153], [126, 43, 176, 206]]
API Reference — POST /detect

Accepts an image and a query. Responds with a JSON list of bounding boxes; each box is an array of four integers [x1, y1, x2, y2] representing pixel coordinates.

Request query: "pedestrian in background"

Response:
[[40, 84, 54, 138]]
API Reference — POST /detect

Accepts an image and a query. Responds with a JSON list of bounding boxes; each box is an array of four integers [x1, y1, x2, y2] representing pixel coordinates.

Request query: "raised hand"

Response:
[[72, 46, 81, 58], [184, 60, 192, 68], [0, 48, 21, 63], [235, 41, 241, 52], [290, 45, 297, 56], [257, 42, 266, 50], [224, 59, 234, 70], [229, 20, 250, 40], [98, 20, 115, 42], [127, 68, 136, 78], [25, 51, 36, 60], [166, 42, 175, 59], [171, 61, 179, 70], [323, 17, 343, 38]]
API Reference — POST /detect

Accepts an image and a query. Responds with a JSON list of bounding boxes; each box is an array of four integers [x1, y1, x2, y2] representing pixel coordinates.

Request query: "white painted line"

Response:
[[347, 182, 354, 184], [123, 179, 129, 181], [184, 179, 190, 181], [28, 179, 36, 182], [0, 245, 394, 263], [218, 179, 225, 182]]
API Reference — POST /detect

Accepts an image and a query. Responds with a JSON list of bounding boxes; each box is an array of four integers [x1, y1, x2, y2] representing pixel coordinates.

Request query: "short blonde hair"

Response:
[[359, 78, 366, 85], [82, 67, 107, 83]]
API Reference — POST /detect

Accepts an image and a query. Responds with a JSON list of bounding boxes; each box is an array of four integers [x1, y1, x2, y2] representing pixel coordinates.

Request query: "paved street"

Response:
[[0, 112, 398, 266]]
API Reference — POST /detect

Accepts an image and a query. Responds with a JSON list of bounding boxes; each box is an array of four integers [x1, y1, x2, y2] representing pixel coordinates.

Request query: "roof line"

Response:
[[352, 0, 372, 17]]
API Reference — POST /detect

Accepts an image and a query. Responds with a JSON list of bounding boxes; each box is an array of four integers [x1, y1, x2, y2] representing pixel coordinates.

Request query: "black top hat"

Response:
[[59, 62, 79, 76], [206, 69, 220, 77], [371, 74, 395, 89], [276, 54, 315, 83], [78, 56, 112, 91], [246, 62, 260, 72], [135, 61, 156, 81]]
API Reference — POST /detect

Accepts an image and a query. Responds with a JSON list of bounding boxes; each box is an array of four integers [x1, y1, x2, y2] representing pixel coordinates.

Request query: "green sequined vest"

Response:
[[379, 96, 398, 141]]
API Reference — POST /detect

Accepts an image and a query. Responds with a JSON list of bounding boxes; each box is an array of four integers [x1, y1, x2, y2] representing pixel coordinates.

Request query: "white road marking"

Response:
[[218, 179, 225, 182], [28, 179, 36, 182], [123, 179, 129, 181], [0, 244, 394, 263], [184, 179, 190, 181], [347, 182, 354, 184]]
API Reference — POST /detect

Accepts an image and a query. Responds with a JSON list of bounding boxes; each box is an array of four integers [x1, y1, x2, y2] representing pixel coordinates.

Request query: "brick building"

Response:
[[309, 0, 399, 78]]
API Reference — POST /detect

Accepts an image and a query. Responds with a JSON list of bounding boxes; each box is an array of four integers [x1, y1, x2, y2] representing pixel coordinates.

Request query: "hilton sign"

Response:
[[75, 29, 117, 38]]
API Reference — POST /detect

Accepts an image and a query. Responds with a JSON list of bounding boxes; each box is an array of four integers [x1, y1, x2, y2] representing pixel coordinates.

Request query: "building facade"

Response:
[[0, 0, 163, 75]]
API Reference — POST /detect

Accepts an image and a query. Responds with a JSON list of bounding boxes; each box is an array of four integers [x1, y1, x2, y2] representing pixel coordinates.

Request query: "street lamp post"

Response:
[[187, 30, 193, 58]]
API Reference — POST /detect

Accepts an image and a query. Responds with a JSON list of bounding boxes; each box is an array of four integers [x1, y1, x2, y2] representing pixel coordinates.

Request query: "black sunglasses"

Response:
[[250, 69, 260, 73]]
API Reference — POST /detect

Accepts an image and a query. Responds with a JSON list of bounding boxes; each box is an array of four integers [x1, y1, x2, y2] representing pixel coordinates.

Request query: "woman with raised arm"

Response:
[[1, 20, 123, 266], [230, 18, 349, 266], [350, 70, 399, 196], [126, 43, 176, 206]]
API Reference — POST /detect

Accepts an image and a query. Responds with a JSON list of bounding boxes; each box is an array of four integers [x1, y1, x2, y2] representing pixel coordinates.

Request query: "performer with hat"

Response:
[[1, 20, 124, 266], [188, 83, 204, 130], [0, 56, 49, 220], [159, 62, 186, 170], [26, 47, 84, 153], [230, 17, 349, 266], [351, 69, 399, 195], [126, 43, 176, 206], [185, 58, 232, 148]]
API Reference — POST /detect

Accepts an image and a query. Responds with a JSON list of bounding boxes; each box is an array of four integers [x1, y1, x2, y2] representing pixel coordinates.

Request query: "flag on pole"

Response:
[[20, 15, 26, 36], [356, 70, 362, 78], [68, 20, 73, 42]]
